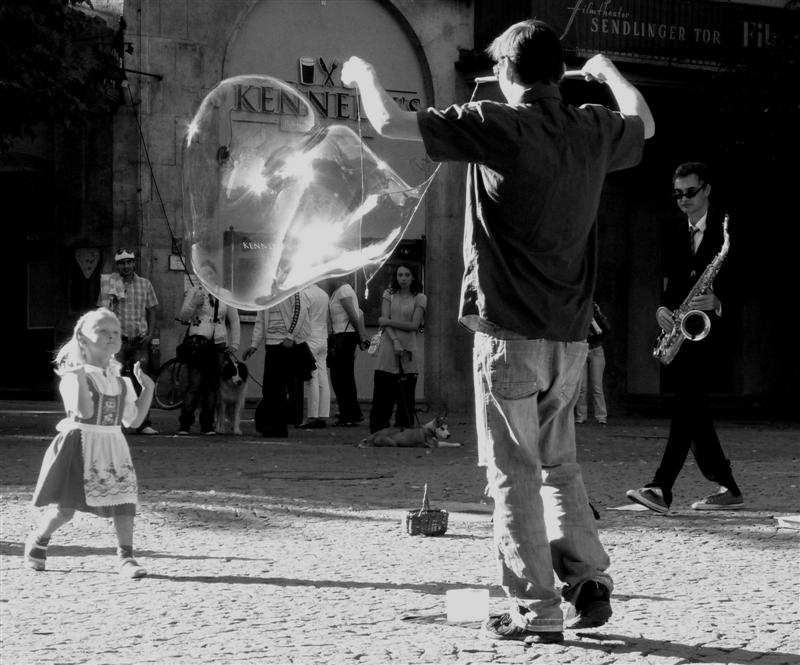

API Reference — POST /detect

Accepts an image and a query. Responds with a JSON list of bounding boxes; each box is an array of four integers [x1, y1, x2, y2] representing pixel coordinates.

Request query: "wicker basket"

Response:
[[405, 484, 448, 536]]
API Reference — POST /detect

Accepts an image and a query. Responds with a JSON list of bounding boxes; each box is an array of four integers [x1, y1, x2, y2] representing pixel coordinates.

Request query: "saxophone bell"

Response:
[[680, 309, 711, 341]]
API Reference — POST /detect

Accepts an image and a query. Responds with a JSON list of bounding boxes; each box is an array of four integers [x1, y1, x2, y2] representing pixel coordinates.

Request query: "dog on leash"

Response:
[[216, 356, 249, 435], [359, 414, 461, 448]]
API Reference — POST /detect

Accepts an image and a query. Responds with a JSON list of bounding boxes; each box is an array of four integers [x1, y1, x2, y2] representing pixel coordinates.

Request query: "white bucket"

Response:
[[445, 588, 489, 622]]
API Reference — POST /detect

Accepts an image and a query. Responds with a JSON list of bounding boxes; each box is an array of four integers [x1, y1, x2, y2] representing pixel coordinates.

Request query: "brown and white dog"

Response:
[[215, 356, 249, 435], [359, 414, 461, 448]]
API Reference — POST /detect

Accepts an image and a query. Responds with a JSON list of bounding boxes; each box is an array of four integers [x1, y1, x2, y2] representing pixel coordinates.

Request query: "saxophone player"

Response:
[[627, 162, 744, 513]]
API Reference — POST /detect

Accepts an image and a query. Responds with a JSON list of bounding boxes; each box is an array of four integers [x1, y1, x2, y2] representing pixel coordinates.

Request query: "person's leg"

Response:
[[199, 348, 223, 433], [305, 371, 321, 419], [317, 348, 331, 419], [394, 373, 417, 428], [334, 333, 362, 423], [574, 361, 588, 423], [588, 346, 607, 423], [369, 370, 396, 432], [328, 334, 346, 420], [287, 375, 304, 426], [24, 505, 75, 570], [178, 362, 203, 432], [648, 359, 695, 507], [533, 341, 613, 610], [254, 355, 269, 434], [113, 513, 146, 578], [261, 345, 289, 436], [475, 334, 564, 635]]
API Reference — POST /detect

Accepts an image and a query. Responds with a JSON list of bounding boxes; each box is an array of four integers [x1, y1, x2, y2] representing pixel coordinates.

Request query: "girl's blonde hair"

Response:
[[54, 307, 123, 376]]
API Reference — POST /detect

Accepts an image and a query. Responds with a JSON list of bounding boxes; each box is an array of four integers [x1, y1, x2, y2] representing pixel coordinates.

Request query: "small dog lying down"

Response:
[[216, 356, 249, 435], [359, 415, 462, 448]]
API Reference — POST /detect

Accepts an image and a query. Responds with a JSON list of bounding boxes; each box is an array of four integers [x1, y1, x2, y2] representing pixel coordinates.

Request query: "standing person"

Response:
[[244, 292, 309, 438], [627, 162, 744, 514], [324, 277, 369, 427], [23, 308, 154, 578], [176, 281, 240, 435], [575, 302, 610, 425], [297, 282, 331, 429], [98, 249, 159, 435], [369, 264, 427, 433], [342, 18, 653, 644]]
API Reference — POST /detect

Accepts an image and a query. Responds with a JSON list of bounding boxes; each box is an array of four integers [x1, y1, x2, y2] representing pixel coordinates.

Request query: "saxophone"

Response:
[[652, 214, 730, 365]]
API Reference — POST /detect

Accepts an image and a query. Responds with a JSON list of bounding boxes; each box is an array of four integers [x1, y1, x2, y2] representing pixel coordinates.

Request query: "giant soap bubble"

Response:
[[183, 75, 431, 310]]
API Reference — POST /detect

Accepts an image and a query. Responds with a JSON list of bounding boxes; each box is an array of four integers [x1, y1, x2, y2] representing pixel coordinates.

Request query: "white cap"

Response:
[[114, 249, 136, 261]]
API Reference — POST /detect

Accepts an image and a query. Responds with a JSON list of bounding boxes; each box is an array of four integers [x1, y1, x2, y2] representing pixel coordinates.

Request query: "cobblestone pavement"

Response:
[[1, 401, 798, 665]]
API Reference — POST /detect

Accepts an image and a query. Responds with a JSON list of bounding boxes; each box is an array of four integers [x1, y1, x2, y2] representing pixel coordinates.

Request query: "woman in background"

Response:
[[369, 264, 426, 433]]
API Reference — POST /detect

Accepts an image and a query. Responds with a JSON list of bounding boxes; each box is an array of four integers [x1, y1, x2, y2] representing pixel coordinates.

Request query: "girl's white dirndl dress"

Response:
[[32, 366, 139, 517]]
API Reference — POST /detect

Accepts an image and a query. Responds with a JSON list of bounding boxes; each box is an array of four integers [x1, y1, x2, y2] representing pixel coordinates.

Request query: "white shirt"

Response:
[[329, 284, 360, 334], [688, 212, 707, 254], [301, 284, 330, 346]]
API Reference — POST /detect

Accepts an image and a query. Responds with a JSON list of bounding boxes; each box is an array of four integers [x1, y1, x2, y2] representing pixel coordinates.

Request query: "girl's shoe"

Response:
[[119, 557, 147, 579], [23, 533, 47, 571]]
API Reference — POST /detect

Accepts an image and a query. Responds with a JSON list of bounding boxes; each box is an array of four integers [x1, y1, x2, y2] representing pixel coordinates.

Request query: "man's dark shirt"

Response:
[[417, 85, 644, 341]]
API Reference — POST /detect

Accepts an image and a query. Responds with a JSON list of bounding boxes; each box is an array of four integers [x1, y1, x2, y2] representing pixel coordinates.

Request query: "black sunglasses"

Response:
[[671, 183, 706, 200]]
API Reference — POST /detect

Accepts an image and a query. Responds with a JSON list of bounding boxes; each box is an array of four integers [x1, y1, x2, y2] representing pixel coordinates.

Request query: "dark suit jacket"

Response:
[[660, 208, 730, 381]]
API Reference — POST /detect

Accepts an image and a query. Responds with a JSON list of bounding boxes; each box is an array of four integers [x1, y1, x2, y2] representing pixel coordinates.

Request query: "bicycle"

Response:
[[153, 356, 190, 410]]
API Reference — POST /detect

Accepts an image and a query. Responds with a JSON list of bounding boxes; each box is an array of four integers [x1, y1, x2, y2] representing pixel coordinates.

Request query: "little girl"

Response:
[[23, 307, 155, 578]]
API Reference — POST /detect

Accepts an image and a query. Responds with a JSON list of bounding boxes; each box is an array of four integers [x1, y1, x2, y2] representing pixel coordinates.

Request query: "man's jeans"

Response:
[[473, 333, 612, 632]]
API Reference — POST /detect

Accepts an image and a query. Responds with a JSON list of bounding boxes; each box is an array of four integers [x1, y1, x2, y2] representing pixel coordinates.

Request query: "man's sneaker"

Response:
[[23, 533, 47, 571], [568, 581, 612, 629], [482, 613, 563, 644], [177, 430, 190, 436], [691, 488, 744, 511], [137, 426, 159, 435], [626, 487, 669, 514]]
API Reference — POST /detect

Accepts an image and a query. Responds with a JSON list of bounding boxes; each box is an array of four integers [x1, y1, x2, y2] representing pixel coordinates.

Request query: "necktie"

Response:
[[689, 226, 699, 255]]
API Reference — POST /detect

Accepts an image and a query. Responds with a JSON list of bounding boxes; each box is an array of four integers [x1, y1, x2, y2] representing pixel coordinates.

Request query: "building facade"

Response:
[[3, 0, 797, 418]]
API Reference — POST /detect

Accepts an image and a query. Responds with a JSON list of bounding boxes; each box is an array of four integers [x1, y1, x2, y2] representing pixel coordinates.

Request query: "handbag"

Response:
[[367, 329, 383, 356], [176, 332, 214, 364], [292, 342, 317, 381]]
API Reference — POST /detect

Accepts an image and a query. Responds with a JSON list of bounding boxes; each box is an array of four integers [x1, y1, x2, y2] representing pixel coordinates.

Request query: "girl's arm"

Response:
[[60, 367, 94, 419], [127, 362, 154, 429]]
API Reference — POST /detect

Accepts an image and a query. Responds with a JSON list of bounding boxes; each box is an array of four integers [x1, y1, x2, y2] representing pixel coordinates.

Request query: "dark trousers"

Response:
[[118, 336, 153, 430], [179, 345, 224, 432], [255, 344, 294, 436], [369, 370, 417, 433], [650, 344, 739, 505], [328, 332, 362, 423]]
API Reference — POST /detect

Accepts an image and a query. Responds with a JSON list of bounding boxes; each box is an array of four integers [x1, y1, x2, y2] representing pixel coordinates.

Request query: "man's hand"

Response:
[[341, 57, 373, 88], [243, 346, 257, 360], [656, 306, 674, 332], [579, 54, 621, 84], [690, 292, 720, 312]]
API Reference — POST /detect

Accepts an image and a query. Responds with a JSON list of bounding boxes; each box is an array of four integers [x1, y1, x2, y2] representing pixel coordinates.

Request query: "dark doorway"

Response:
[[0, 166, 57, 398]]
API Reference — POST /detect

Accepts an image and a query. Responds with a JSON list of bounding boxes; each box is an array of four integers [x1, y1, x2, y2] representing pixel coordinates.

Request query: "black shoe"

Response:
[[482, 613, 563, 644], [568, 581, 612, 629]]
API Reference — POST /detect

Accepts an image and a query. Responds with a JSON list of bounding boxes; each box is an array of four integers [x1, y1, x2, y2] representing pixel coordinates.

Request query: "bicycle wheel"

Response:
[[154, 358, 189, 410]]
